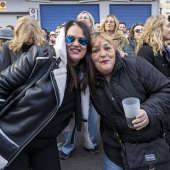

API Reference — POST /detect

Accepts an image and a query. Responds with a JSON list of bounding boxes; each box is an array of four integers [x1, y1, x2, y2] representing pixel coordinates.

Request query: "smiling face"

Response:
[[66, 24, 87, 66], [119, 23, 126, 32], [91, 35, 116, 78]]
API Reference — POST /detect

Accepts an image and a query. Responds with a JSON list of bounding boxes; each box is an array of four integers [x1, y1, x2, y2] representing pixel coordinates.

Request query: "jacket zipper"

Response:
[[7, 67, 60, 167]]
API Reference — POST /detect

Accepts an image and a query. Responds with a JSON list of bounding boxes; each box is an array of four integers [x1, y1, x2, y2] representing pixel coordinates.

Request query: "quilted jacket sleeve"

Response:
[[136, 57, 170, 128]]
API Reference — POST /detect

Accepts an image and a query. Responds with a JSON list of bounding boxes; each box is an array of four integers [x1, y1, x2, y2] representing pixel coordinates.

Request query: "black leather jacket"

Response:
[[0, 45, 60, 168], [91, 55, 170, 167]]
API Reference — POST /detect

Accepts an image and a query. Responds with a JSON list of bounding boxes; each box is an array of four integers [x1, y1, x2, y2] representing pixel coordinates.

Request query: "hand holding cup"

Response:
[[122, 97, 149, 130], [132, 109, 149, 130]]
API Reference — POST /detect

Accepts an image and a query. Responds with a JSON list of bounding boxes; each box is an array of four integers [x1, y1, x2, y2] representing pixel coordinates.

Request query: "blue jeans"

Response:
[[104, 154, 123, 170], [61, 103, 98, 155]]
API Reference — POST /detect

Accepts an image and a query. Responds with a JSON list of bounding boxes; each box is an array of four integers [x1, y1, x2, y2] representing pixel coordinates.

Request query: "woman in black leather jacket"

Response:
[[0, 20, 94, 170], [90, 32, 170, 170]]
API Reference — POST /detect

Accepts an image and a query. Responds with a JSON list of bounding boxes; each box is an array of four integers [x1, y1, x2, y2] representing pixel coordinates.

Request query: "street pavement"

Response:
[[58, 125, 104, 170]]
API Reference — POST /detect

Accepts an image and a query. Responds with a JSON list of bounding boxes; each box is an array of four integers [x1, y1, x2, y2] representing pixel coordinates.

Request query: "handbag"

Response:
[[121, 138, 170, 170], [98, 89, 170, 170]]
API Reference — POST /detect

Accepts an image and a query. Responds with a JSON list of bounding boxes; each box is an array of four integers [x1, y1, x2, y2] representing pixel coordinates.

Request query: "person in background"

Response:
[[0, 15, 45, 71], [0, 20, 94, 170], [42, 28, 50, 46], [77, 12, 99, 154], [126, 28, 130, 37], [42, 28, 48, 40], [136, 15, 170, 78], [90, 32, 170, 170], [119, 22, 129, 39], [77, 11, 97, 34], [94, 22, 101, 32], [100, 14, 129, 54], [122, 23, 144, 56], [60, 11, 99, 160], [0, 28, 13, 66], [55, 25, 61, 37], [6, 25, 14, 30], [49, 31, 56, 46]]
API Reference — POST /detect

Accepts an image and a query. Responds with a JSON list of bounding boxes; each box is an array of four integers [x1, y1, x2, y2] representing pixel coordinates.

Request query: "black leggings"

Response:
[[5, 140, 61, 170]]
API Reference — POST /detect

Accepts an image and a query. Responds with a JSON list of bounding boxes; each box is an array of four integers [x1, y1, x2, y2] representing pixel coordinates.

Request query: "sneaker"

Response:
[[84, 146, 99, 155], [60, 151, 69, 160]]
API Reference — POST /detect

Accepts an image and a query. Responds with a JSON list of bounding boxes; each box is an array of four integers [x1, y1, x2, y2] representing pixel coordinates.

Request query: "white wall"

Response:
[[0, 0, 159, 28]]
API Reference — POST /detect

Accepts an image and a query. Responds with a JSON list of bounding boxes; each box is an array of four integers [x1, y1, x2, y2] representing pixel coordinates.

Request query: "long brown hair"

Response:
[[64, 20, 94, 93]]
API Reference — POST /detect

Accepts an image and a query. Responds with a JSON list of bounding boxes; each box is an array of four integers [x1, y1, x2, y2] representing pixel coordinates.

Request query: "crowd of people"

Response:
[[0, 12, 170, 170]]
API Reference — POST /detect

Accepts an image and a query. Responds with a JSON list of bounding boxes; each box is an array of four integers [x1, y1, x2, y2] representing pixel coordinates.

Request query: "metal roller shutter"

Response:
[[40, 4, 99, 32], [109, 4, 151, 29]]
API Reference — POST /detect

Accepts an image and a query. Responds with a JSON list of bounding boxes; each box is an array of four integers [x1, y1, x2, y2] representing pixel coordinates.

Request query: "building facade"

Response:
[[0, 0, 159, 31], [160, 0, 170, 18]]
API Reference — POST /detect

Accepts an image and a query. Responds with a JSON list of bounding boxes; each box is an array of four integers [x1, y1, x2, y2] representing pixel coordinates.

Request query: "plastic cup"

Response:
[[122, 97, 140, 128]]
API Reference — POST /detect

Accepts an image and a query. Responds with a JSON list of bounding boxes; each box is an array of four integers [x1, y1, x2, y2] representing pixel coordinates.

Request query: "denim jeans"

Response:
[[104, 154, 123, 170], [61, 103, 98, 155]]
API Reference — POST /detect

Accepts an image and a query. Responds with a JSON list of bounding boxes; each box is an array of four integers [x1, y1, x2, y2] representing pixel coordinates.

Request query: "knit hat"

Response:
[[0, 28, 13, 40]]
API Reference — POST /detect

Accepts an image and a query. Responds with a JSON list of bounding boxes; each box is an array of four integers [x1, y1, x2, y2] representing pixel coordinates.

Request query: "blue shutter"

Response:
[[110, 4, 151, 28], [40, 4, 99, 32]]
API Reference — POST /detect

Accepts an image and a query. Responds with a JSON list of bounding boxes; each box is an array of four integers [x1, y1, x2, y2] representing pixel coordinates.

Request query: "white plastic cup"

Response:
[[122, 97, 140, 128]]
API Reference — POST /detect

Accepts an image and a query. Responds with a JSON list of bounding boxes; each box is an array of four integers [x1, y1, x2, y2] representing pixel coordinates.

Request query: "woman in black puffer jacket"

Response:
[[90, 32, 170, 170]]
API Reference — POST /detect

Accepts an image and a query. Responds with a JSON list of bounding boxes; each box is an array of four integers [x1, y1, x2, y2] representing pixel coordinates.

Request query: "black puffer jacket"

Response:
[[91, 55, 170, 167]]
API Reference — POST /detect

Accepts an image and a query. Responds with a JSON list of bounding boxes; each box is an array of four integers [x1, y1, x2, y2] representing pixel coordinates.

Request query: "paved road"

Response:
[[58, 123, 104, 170]]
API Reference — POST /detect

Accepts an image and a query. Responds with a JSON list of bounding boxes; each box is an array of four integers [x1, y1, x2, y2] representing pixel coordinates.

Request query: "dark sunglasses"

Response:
[[65, 35, 88, 46], [134, 28, 143, 33]]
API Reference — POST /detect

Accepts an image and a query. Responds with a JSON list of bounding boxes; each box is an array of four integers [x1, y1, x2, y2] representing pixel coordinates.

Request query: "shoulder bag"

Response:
[[98, 88, 170, 170]]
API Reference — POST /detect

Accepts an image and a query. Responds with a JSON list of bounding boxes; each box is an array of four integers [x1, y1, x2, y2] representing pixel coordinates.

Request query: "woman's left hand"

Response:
[[120, 51, 128, 58], [132, 109, 149, 130]]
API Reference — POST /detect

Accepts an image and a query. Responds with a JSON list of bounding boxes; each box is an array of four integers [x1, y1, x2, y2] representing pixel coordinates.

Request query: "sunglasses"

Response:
[[134, 28, 143, 33], [65, 35, 88, 46]]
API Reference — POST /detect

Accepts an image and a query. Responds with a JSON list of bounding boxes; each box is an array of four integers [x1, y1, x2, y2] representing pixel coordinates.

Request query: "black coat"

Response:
[[0, 44, 91, 169], [137, 44, 170, 77], [91, 55, 170, 167], [0, 46, 59, 168]]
